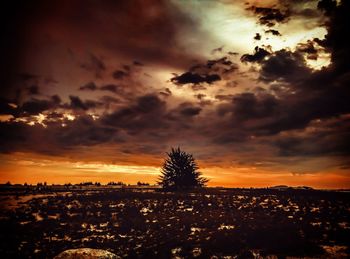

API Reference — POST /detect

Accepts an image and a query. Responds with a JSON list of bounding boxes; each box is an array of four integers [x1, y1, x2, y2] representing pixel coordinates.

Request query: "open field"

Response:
[[0, 188, 349, 258]]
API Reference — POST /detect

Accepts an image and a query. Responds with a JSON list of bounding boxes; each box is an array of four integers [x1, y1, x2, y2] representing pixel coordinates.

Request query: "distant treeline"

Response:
[[1, 181, 152, 187]]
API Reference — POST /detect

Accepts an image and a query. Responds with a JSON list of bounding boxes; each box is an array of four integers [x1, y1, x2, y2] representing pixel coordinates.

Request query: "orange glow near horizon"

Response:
[[1, 154, 349, 189]]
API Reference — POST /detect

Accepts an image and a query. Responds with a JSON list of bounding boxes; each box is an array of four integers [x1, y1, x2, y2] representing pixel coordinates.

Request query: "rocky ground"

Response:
[[0, 188, 349, 258]]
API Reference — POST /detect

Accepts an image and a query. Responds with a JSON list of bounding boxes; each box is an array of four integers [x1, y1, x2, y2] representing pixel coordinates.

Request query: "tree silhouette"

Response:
[[158, 147, 208, 190]]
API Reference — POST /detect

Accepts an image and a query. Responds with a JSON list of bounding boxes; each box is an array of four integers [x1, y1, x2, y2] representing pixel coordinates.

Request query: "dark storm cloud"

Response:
[[240, 47, 271, 63], [247, 0, 328, 31], [69, 96, 88, 111], [275, 132, 350, 157], [133, 61, 143, 66], [294, 7, 320, 18], [13, 95, 63, 116], [278, 0, 324, 17], [256, 1, 350, 92], [102, 94, 168, 132], [317, 0, 350, 74], [112, 70, 128, 80], [171, 72, 221, 85], [78, 81, 125, 95], [259, 49, 311, 83], [229, 0, 350, 156], [100, 84, 123, 94], [211, 46, 224, 54], [0, 115, 119, 154], [194, 94, 206, 100], [51, 95, 61, 104], [79, 82, 98, 91], [205, 57, 237, 70], [57, 116, 117, 146], [211, 130, 249, 145], [296, 40, 318, 58], [317, 0, 337, 15], [0, 122, 34, 153], [21, 98, 57, 115], [247, 6, 289, 27], [137, 95, 165, 113], [215, 94, 234, 101], [254, 33, 261, 40], [265, 29, 281, 36], [0, 106, 168, 156], [0, 121, 68, 155], [237, 87, 348, 138], [170, 55, 238, 86], [69, 96, 103, 111], [80, 53, 106, 78], [179, 106, 202, 117], [84, 100, 104, 109], [214, 79, 348, 140], [275, 115, 350, 158], [227, 93, 279, 122], [27, 85, 40, 95], [99, 95, 120, 106], [0, 99, 17, 116], [160, 103, 204, 135], [159, 88, 172, 97]]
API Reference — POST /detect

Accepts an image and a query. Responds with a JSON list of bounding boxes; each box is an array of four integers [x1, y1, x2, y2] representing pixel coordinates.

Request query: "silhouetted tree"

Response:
[[158, 147, 208, 190]]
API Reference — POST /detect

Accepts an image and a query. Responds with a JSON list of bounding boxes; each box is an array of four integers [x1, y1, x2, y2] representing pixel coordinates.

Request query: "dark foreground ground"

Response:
[[0, 188, 349, 258]]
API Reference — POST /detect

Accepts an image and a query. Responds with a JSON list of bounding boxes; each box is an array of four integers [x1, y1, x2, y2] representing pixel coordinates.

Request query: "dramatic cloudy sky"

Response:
[[0, 0, 349, 188]]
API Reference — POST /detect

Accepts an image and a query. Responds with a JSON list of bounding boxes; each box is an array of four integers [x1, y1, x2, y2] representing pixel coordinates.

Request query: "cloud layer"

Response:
[[0, 0, 349, 185]]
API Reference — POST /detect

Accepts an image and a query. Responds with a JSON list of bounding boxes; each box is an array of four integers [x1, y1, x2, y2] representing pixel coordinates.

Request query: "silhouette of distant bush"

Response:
[[107, 181, 126, 186], [158, 147, 208, 191], [137, 181, 150, 186]]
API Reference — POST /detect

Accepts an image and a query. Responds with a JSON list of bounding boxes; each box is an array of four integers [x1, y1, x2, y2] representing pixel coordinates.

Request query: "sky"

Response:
[[0, 0, 349, 188]]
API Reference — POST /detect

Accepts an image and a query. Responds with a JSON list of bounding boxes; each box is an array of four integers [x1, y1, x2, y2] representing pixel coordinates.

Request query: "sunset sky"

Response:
[[0, 0, 349, 188]]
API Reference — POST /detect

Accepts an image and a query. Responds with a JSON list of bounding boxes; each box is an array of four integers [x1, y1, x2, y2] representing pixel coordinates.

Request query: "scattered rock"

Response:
[[54, 248, 119, 259]]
